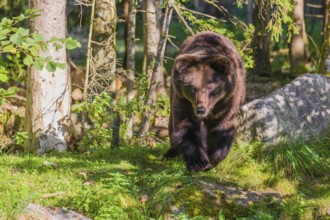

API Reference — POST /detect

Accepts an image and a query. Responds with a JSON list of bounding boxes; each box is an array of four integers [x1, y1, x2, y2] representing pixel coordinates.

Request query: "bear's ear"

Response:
[[209, 55, 230, 74], [174, 54, 195, 73]]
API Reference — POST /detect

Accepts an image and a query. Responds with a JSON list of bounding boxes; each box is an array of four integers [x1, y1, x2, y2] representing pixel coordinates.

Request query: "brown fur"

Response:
[[163, 31, 246, 171]]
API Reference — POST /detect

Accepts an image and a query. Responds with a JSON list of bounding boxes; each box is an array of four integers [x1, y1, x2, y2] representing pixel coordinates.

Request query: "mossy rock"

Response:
[[158, 181, 282, 219]]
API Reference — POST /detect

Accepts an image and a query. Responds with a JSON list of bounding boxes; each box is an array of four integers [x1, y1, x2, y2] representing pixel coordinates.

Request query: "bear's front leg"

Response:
[[172, 124, 211, 171], [207, 125, 236, 168]]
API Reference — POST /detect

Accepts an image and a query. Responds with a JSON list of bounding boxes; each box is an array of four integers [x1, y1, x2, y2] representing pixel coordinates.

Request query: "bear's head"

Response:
[[173, 52, 236, 119]]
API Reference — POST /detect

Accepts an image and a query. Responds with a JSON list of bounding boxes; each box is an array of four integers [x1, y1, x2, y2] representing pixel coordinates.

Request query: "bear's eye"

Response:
[[209, 86, 221, 97]]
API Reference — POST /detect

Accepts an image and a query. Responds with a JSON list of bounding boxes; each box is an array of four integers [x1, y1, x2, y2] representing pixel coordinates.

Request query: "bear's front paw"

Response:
[[185, 149, 211, 171], [163, 148, 180, 159]]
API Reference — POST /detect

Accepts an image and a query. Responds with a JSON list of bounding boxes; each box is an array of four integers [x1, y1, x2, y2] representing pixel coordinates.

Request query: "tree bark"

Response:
[[125, 0, 136, 139], [290, 0, 307, 75], [26, 0, 71, 153], [251, 1, 272, 76], [319, 0, 330, 74], [143, 0, 162, 82], [123, 0, 129, 68], [90, 0, 117, 95], [139, 0, 173, 137], [246, 0, 253, 24]]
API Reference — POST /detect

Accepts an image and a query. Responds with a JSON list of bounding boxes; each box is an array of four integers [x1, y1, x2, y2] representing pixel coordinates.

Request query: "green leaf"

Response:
[[32, 33, 44, 42], [12, 14, 25, 21], [48, 37, 58, 43], [33, 58, 44, 71], [53, 43, 63, 51], [29, 46, 39, 56], [1, 40, 10, 46], [46, 61, 57, 72], [56, 63, 66, 69], [2, 44, 16, 53], [0, 29, 10, 36], [26, 37, 35, 45], [9, 33, 24, 45], [17, 27, 29, 36], [23, 55, 33, 66], [65, 38, 81, 50], [0, 17, 12, 26], [21, 42, 29, 49], [0, 73, 8, 82], [40, 43, 48, 51], [0, 35, 7, 41]]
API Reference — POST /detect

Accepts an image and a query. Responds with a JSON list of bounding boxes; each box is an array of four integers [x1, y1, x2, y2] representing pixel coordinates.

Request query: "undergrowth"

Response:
[[0, 136, 329, 219]]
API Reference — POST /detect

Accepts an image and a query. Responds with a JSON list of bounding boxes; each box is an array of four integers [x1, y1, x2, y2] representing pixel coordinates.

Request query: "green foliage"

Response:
[[68, 173, 141, 219], [265, 0, 298, 42], [13, 131, 28, 147], [0, 10, 81, 71], [0, 87, 16, 105], [77, 93, 115, 149], [238, 0, 297, 42], [0, 9, 81, 104], [281, 195, 309, 219]]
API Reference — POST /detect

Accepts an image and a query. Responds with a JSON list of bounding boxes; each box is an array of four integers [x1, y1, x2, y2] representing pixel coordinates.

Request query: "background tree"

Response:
[[125, 0, 136, 139], [88, 0, 117, 96], [143, 0, 162, 80], [290, 0, 308, 75], [139, 0, 174, 137], [251, 0, 272, 76], [26, 0, 71, 153], [319, 0, 330, 74]]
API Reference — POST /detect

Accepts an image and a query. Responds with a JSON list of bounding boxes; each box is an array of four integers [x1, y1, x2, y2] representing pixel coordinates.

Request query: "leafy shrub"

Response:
[[0, 9, 81, 103]]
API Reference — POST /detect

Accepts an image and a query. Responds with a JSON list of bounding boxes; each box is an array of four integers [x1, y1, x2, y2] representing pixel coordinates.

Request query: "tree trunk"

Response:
[[143, 0, 162, 82], [123, 0, 129, 68], [139, 0, 174, 137], [251, 1, 272, 76], [89, 0, 118, 147], [90, 0, 117, 96], [26, 0, 71, 154], [246, 0, 253, 24], [290, 0, 307, 75], [319, 0, 330, 74], [125, 0, 136, 139]]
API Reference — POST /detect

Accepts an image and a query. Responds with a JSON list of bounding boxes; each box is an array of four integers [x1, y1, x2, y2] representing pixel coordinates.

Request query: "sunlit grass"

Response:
[[0, 137, 329, 219]]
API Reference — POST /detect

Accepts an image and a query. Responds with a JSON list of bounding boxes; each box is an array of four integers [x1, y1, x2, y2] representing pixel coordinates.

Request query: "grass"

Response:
[[0, 137, 329, 219]]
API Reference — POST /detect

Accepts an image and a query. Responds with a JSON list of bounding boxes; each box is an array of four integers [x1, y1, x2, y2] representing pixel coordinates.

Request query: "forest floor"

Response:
[[0, 137, 329, 219]]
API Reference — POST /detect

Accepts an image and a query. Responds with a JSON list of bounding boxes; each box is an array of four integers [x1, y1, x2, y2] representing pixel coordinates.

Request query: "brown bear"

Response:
[[163, 31, 246, 171]]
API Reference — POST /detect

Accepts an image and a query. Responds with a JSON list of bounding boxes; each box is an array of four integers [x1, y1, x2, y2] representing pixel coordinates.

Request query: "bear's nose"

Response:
[[196, 107, 205, 115]]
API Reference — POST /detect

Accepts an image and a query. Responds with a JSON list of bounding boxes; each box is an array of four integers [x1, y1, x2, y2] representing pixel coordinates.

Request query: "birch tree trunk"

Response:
[[251, 1, 272, 76], [143, 0, 162, 82], [290, 0, 307, 75], [125, 0, 136, 139], [139, 0, 173, 137], [26, 0, 71, 153]]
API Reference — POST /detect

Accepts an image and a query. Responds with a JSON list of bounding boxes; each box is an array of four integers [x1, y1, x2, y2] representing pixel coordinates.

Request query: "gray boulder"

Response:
[[23, 204, 92, 220], [237, 74, 330, 145]]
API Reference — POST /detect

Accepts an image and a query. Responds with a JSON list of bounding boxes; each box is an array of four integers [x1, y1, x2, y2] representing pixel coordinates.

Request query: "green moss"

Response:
[[171, 183, 222, 217]]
